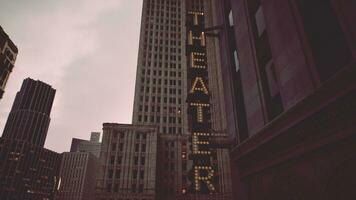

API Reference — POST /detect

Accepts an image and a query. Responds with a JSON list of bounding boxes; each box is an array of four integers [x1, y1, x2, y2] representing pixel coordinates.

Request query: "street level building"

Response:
[[0, 26, 18, 100], [213, 0, 356, 199], [55, 152, 100, 200], [95, 123, 157, 200]]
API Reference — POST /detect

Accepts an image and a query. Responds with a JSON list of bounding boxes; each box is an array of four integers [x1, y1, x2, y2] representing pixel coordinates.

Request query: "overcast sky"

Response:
[[0, 0, 143, 152]]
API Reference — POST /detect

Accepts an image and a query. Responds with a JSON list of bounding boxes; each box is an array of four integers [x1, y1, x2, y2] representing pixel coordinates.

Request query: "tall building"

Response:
[[55, 152, 99, 200], [70, 132, 102, 158], [0, 26, 18, 100], [132, 0, 232, 199], [132, 0, 187, 135], [0, 78, 61, 199], [95, 123, 157, 200], [212, 0, 356, 199], [2, 78, 56, 147]]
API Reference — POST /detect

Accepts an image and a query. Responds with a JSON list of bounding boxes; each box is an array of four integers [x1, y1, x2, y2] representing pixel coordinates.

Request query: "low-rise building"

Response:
[[55, 152, 99, 200], [95, 123, 157, 200]]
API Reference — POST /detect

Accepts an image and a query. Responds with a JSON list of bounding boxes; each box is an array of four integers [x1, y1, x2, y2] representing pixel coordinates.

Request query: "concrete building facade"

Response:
[[95, 123, 157, 200], [0, 26, 18, 100], [55, 152, 100, 200], [212, 0, 356, 199]]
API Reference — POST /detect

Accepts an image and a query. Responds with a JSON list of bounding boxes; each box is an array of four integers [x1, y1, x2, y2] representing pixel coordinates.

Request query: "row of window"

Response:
[[139, 105, 181, 113], [111, 132, 148, 140], [140, 84, 182, 93], [109, 153, 146, 166], [141, 62, 182, 70], [145, 23, 181, 32], [106, 182, 145, 193], [139, 96, 182, 104], [143, 53, 182, 61], [138, 115, 182, 124]]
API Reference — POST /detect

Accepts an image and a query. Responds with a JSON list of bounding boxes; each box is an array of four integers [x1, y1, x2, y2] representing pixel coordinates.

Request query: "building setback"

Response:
[[0, 78, 61, 199], [0, 26, 18, 100], [212, 0, 356, 199], [95, 124, 157, 200], [2, 78, 56, 147], [55, 152, 99, 200]]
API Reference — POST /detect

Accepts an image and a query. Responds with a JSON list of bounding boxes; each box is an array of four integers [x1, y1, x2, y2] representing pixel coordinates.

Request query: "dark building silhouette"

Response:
[[0, 78, 61, 200], [2, 78, 56, 147], [0, 26, 18, 100], [55, 152, 99, 200], [212, 0, 356, 199], [69, 138, 86, 152], [69, 132, 101, 158], [0, 138, 61, 200]]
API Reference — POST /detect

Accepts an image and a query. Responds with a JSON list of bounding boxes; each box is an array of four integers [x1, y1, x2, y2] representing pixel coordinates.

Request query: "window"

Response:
[[138, 184, 144, 193], [298, 0, 351, 81], [108, 169, 113, 178], [117, 156, 122, 164], [107, 183, 112, 192], [248, 0, 283, 120], [115, 169, 121, 179], [111, 143, 116, 151], [225, 2, 249, 143], [233, 50, 239, 71], [140, 170, 144, 179], [255, 7, 266, 36], [228, 10, 234, 26], [133, 170, 138, 179]]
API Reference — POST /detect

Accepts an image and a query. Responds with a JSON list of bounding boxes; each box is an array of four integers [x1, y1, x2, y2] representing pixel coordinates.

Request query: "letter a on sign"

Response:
[[190, 77, 208, 94]]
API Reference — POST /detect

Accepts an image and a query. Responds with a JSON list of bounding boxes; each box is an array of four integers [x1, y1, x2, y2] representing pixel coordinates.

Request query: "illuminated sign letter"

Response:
[[190, 103, 210, 122], [190, 52, 206, 69], [192, 132, 210, 155], [188, 11, 204, 25], [190, 77, 208, 94], [194, 166, 216, 192], [188, 31, 206, 46]]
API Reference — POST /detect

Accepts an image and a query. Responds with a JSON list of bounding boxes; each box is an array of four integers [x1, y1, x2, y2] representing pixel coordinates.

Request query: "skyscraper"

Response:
[[0, 78, 61, 199], [0, 26, 18, 100], [132, 0, 232, 199], [132, 0, 187, 135], [2, 78, 56, 147]]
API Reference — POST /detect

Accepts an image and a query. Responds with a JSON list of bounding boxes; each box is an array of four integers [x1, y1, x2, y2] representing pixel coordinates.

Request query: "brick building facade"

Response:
[[213, 0, 356, 199]]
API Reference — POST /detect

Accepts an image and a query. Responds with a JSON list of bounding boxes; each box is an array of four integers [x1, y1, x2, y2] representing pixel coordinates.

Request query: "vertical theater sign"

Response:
[[186, 10, 219, 194]]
